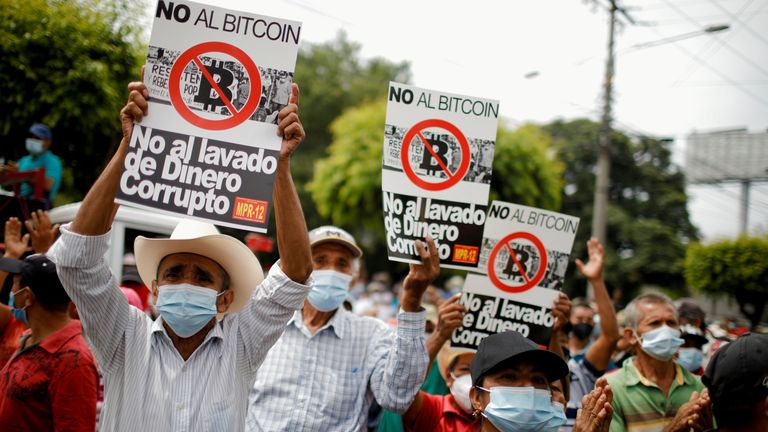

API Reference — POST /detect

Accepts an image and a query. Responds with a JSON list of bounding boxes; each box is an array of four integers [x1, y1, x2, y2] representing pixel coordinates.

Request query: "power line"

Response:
[[707, 0, 768, 48]]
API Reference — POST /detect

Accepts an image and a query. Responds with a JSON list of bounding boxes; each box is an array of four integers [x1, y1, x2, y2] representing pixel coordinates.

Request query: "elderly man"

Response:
[[606, 292, 712, 432], [46, 80, 313, 431], [245, 225, 439, 431]]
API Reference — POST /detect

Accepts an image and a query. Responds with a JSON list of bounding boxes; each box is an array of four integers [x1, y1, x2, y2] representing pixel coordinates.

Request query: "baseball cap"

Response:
[[679, 323, 708, 346], [308, 225, 363, 258], [470, 331, 569, 386], [29, 123, 52, 141], [0, 254, 69, 305], [703, 332, 768, 402]]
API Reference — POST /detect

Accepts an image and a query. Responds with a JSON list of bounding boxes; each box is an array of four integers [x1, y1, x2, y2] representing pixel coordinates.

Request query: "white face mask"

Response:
[[449, 373, 473, 414]]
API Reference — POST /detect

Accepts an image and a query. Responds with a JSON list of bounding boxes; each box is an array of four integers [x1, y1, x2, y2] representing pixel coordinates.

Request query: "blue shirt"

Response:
[[18, 150, 62, 200]]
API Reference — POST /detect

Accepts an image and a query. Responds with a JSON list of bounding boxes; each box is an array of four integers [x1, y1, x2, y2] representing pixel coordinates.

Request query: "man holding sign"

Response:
[[46, 79, 312, 432]]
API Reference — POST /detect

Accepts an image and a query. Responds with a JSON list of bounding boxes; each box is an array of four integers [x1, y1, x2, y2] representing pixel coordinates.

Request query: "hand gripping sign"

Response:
[[169, 41, 262, 131], [400, 119, 471, 191], [487, 232, 549, 293]]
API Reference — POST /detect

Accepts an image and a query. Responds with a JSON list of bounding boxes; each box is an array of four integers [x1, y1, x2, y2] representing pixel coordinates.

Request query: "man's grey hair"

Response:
[[624, 291, 678, 330]]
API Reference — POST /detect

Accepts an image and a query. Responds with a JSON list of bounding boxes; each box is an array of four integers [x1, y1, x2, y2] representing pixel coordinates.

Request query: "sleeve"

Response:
[[235, 261, 312, 373], [47, 225, 132, 372], [369, 309, 429, 414], [50, 350, 99, 432], [405, 392, 445, 432]]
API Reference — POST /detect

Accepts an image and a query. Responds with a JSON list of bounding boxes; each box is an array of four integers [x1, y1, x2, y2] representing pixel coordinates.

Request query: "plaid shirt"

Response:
[[48, 225, 311, 432], [245, 307, 428, 431]]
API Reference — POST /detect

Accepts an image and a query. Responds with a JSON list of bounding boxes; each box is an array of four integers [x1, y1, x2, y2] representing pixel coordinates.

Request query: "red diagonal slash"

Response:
[[416, 131, 455, 179], [504, 242, 531, 284], [192, 56, 239, 117]]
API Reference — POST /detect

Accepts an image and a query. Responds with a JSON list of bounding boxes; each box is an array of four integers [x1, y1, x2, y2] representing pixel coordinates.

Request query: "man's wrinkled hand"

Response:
[[434, 294, 466, 341], [25, 210, 59, 254], [277, 83, 305, 160], [400, 236, 441, 312]]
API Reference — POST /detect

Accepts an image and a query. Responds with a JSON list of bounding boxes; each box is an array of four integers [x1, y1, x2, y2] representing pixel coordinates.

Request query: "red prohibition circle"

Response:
[[400, 119, 471, 191], [169, 41, 262, 131], [487, 232, 548, 293]]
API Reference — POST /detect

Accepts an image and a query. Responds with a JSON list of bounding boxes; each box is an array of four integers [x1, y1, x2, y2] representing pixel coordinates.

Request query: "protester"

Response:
[[401, 294, 572, 431], [702, 332, 768, 432], [565, 238, 619, 429], [469, 331, 569, 432], [677, 324, 708, 375], [245, 225, 439, 431], [606, 292, 712, 432], [45, 79, 312, 431], [0, 212, 59, 366], [0, 254, 98, 431], [1, 123, 63, 203]]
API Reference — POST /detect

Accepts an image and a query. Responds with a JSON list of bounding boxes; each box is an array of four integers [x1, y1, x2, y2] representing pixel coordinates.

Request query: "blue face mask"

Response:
[[155, 284, 223, 338], [635, 325, 684, 361], [677, 347, 704, 372], [9, 287, 30, 324], [307, 269, 352, 312], [479, 386, 566, 432], [26, 138, 44, 155]]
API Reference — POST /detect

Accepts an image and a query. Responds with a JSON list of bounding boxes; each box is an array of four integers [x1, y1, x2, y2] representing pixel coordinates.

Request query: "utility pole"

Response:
[[740, 180, 750, 234]]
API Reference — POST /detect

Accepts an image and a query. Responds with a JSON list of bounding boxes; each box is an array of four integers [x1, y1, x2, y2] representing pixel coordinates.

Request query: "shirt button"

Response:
[[177, 404, 184, 411], [182, 365, 187, 372]]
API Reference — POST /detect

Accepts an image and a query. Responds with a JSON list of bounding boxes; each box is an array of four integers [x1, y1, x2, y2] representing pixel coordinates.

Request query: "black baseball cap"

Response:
[[470, 331, 569, 386], [703, 332, 768, 402], [0, 254, 69, 306]]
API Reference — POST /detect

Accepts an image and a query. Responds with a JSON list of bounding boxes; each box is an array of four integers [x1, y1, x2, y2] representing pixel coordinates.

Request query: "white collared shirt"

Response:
[[48, 225, 311, 432]]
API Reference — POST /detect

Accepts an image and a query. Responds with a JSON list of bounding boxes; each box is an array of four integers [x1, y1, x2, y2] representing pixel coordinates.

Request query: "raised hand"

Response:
[[551, 292, 572, 333], [574, 377, 613, 432], [400, 236, 441, 312], [277, 83, 305, 159], [120, 76, 149, 141], [3, 217, 29, 259], [575, 237, 605, 281], [25, 210, 59, 253], [662, 390, 712, 432], [434, 294, 466, 341]]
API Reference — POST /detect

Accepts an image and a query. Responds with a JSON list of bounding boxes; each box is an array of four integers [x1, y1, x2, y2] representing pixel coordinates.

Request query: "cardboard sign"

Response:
[[451, 201, 580, 350], [116, 0, 301, 232], [382, 82, 499, 270]]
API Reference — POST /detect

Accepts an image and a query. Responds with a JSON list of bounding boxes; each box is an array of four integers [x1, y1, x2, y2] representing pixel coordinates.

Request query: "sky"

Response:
[[142, 0, 768, 240]]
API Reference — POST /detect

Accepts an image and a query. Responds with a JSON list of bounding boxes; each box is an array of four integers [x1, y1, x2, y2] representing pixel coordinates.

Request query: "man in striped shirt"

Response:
[[47, 80, 313, 432], [245, 226, 439, 431]]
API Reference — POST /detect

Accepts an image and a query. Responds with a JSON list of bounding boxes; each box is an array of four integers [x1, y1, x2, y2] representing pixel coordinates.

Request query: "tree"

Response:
[[0, 0, 144, 204], [685, 237, 768, 329], [291, 32, 411, 229], [309, 99, 564, 274], [545, 119, 699, 301]]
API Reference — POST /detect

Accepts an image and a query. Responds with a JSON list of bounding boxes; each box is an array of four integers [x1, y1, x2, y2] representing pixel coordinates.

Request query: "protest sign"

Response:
[[451, 201, 580, 350], [115, 0, 301, 232], [382, 82, 499, 270]]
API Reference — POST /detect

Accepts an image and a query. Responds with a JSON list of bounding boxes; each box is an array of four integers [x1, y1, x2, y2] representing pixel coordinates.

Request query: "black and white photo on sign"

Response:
[[478, 236, 571, 292], [382, 123, 493, 185], [145, 45, 293, 125]]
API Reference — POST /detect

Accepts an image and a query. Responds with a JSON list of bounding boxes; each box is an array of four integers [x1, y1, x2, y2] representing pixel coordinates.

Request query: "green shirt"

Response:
[[607, 357, 705, 432]]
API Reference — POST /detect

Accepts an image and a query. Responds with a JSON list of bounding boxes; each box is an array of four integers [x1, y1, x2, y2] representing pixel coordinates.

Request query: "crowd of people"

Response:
[[0, 80, 765, 432]]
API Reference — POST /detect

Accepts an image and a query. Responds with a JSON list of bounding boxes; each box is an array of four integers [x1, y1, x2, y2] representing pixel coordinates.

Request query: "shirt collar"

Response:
[[150, 316, 225, 356], [37, 320, 83, 354], [626, 357, 687, 387], [289, 308, 349, 339]]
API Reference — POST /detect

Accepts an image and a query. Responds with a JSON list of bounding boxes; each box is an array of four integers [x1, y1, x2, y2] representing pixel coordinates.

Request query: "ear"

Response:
[[151, 280, 159, 304], [625, 327, 639, 346], [21, 287, 35, 309], [470, 386, 486, 412], [216, 290, 234, 313]]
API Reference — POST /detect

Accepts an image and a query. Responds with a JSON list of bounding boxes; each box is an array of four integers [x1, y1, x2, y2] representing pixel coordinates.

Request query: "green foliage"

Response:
[[309, 101, 565, 273], [685, 237, 768, 327], [0, 0, 144, 202], [545, 119, 698, 300], [291, 32, 411, 229]]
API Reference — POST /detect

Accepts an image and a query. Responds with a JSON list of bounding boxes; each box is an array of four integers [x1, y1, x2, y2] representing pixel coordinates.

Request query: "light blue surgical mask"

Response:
[[307, 269, 352, 312], [155, 284, 223, 338], [26, 138, 44, 155], [9, 287, 29, 324], [635, 325, 684, 361], [677, 347, 704, 372], [478, 386, 566, 432]]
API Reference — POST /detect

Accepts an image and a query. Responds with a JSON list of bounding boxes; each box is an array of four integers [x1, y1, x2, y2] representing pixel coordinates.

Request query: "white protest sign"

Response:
[[451, 201, 580, 350], [116, 0, 301, 232], [382, 82, 499, 270]]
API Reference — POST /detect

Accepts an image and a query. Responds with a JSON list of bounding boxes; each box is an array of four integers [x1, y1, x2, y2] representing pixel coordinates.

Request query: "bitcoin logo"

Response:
[[418, 133, 450, 177], [502, 248, 530, 280], [193, 59, 235, 113]]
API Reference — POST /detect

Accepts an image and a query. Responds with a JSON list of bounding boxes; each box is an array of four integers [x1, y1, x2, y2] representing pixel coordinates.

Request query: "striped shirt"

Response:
[[48, 225, 311, 432], [606, 357, 705, 432], [245, 307, 428, 431]]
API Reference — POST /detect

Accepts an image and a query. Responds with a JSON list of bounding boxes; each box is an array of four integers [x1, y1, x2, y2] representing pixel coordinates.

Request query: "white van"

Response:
[[49, 202, 183, 280]]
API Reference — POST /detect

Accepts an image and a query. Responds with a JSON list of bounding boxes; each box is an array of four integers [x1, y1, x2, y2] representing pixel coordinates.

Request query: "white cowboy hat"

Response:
[[134, 219, 263, 315]]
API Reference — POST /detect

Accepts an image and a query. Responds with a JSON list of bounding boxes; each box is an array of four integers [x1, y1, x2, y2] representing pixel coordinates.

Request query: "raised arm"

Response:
[[273, 83, 312, 283], [47, 81, 147, 371], [370, 238, 439, 413], [577, 238, 619, 371]]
